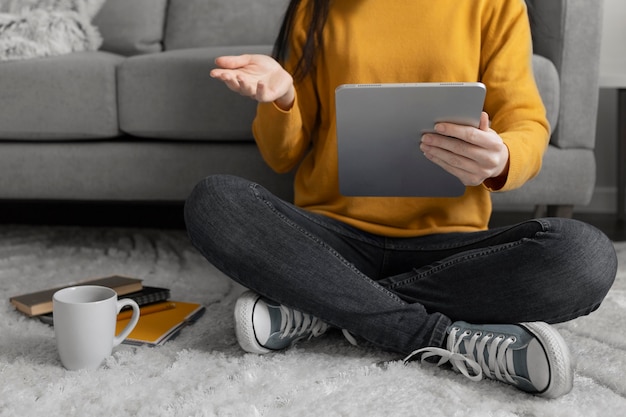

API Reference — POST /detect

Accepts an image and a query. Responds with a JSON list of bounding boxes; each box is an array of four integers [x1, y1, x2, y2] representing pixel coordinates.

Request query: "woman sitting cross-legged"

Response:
[[184, 0, 617, 399]]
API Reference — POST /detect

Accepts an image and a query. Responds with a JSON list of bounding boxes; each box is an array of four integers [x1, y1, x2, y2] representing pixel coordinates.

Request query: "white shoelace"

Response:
[[277, 305, 358, 346], [278, 305, 329, 340], [403, 327, 518, 385]]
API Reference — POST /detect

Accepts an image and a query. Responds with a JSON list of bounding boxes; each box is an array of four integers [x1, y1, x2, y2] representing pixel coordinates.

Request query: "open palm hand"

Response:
[[210, 54, 295, 109]]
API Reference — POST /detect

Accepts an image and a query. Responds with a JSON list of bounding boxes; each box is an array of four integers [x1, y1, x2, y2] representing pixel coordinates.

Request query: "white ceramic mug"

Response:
[[53, 285, 140, 371]]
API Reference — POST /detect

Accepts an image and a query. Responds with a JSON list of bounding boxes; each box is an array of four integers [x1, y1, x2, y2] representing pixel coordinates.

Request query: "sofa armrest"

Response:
[[527, 0, 603, 150], [533, 54, 560, 131]]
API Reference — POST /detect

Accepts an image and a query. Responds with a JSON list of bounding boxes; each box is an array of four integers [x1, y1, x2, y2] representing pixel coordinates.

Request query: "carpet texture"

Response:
[[0, 224, 625, 416]]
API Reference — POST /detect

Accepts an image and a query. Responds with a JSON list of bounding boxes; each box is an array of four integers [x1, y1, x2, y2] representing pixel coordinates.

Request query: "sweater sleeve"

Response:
[[480, 1, 550, 192], [252, 99, 306, 174]]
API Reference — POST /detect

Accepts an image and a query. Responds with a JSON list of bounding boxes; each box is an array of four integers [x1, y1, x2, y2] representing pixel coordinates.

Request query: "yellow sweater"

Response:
[[253, 0, 549, 237]]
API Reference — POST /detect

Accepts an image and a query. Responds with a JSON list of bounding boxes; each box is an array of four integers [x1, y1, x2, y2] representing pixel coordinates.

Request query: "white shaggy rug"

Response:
[[0, 224, 625, 417]]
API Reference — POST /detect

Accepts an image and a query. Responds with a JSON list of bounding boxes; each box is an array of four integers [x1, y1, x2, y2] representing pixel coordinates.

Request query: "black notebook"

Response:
[[39, 286, 171, 326]]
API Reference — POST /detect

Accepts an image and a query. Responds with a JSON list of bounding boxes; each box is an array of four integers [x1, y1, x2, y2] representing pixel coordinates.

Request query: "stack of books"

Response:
[[9, 275, 205, 346]]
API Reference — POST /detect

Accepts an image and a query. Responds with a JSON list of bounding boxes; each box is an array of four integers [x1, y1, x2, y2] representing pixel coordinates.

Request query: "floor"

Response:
[[1, 200, 626, 241], [0, 200, 187, 229]]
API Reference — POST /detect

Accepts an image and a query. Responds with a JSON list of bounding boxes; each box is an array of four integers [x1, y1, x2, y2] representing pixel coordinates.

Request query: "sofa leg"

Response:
[[533, 204, 574, 218], [534, 205, 547, 218], [548, 205, 574, 218]]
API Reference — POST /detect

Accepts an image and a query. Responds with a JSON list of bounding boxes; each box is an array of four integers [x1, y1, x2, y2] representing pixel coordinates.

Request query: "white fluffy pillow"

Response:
[[0, 0, 106, 61]]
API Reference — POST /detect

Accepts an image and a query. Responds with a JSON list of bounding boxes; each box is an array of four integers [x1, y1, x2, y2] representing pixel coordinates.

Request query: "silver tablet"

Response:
[[335, 82, 486, 197]]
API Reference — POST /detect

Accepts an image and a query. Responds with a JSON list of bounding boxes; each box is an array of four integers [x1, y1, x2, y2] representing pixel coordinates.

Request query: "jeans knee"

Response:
[[589, 227, 618, 301], [184, 176, 215, 233], [184, 175, 246, 243], [563, 219, 617, 309]]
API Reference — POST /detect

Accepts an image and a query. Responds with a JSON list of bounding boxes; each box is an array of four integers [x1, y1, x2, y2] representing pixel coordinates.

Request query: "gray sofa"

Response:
[[0, 0, 602, 218]]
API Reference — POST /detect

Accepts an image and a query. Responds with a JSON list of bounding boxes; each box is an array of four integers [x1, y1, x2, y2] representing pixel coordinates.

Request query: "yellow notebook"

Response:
[[116, 300, 205, 346]]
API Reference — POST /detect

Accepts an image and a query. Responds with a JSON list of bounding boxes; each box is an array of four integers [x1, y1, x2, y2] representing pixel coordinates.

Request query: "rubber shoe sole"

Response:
[[520, 322, 574, 398], [234, 291, 271, 354]]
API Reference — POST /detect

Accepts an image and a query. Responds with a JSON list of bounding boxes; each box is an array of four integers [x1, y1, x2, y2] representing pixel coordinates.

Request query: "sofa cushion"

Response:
[[164, 0, 288, 50], [93, 0, 168, 56], [0, 51, 122, 140], [118, 46, 272, 140], [532, 54, 560, 134]]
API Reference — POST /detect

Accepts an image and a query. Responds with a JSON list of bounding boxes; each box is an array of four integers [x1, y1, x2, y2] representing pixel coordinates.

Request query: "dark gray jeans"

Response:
[[184, 175, 617, 355]]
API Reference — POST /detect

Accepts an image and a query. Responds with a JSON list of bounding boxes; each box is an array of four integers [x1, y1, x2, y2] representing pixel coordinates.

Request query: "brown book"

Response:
[[10, 275, 143, 317]]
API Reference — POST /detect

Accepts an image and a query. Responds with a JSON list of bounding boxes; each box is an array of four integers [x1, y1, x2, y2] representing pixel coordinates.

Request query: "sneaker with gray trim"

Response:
[[234, 290, 331, 354], [404, 321, 573, 398]]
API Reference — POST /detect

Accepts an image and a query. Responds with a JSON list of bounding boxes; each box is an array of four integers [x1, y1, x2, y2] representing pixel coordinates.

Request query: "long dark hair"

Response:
[[274, 1, 538, 82], [273, 0, 331, 82]]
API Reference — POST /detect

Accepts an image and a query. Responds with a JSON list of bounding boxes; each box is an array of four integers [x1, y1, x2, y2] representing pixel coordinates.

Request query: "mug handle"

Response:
[[113, 299, 140, 347]]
